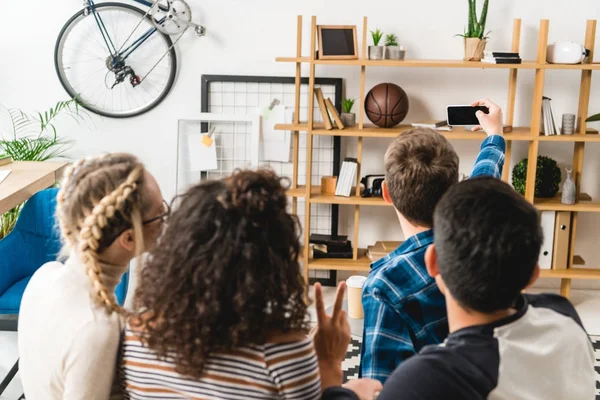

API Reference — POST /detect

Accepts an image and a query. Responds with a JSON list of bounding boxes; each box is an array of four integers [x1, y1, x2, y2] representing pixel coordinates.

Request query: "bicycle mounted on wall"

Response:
[[55, 0, 205, 118]]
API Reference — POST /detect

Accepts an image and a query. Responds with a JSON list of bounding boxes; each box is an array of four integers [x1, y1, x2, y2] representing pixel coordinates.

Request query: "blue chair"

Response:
[[0, 188, 129, 396]]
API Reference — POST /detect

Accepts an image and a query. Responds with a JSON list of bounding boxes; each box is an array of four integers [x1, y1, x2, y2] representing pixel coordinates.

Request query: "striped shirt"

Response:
[[121, 327, 322, 400]]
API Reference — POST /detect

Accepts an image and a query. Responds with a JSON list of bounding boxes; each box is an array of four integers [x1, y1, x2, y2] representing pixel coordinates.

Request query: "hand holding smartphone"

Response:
[[447, 99, 504, 137], [446, 105, 490, 126]]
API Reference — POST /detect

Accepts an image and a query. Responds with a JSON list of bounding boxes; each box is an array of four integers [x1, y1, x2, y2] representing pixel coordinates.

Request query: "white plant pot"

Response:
[[369, 46, 384, 60]]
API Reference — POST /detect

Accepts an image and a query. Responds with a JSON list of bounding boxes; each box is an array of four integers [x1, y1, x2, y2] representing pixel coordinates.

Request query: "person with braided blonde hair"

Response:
[[18, 153, 168, 400]]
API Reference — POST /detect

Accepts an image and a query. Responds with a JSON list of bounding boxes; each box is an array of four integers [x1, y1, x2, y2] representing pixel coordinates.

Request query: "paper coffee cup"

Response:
[[346, 276, 367, 319]]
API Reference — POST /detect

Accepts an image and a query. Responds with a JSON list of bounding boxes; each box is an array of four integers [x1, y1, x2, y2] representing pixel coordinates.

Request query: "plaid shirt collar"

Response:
[[370, 229, 434, 273]]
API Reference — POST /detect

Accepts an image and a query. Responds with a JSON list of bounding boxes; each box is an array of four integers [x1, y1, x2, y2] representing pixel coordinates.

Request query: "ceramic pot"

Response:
[[464, 38, 487, 61], [386, 46, 405, 60], [341, 113, 356, 127], [561, 168, 576, 205], [369, 46, 384, 60]]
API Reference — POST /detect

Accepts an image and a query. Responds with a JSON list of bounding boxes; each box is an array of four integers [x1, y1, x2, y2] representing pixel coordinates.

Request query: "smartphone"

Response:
[[446, 105, 489, 126]]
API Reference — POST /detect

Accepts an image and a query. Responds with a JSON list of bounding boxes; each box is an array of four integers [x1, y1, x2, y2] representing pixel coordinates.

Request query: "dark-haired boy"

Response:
[[325, 177, 595, 399], [360, 99, 506, 383]]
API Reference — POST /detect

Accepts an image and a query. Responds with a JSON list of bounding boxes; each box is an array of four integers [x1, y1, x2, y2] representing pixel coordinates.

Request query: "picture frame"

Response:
[[317, 25, 358, 60]]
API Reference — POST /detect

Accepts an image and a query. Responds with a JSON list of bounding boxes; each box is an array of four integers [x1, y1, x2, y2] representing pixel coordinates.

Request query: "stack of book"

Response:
[[309, 234, 353, 259], [482, 51, 522, 64], [541, 96, 559, 136], [335, 158, 358, 197]]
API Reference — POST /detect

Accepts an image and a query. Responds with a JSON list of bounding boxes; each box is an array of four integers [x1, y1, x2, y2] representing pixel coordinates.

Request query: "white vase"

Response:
[[561, 168, 576, 205], [369, 46, 384, 60]]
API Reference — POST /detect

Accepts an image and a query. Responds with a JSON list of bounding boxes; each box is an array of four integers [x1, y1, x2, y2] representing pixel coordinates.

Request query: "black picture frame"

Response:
[[200, 74, 343, 286]]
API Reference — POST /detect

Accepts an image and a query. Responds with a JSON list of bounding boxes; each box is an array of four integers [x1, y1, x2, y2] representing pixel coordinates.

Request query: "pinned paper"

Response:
[[259, 103, 292, 162], [187, 129, 218, 171]]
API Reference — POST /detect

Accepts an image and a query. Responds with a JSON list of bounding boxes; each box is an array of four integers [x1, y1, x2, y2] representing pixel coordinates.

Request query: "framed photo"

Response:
[[317, 25, 358, 60]]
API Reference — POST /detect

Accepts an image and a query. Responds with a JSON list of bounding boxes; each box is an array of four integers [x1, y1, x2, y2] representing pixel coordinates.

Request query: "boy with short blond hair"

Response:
[[360, 99, 506, 383]]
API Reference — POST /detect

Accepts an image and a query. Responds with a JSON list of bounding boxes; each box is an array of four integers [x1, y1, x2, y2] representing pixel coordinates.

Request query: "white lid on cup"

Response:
[[346, 275, 367, 288]]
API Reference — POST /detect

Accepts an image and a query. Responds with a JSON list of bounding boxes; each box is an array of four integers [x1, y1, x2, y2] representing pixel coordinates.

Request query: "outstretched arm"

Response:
[[469, 99, 506, 179]]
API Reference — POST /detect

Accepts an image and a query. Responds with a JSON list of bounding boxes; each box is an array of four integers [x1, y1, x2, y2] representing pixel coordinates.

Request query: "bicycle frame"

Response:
[[86, 0, 167, 62]]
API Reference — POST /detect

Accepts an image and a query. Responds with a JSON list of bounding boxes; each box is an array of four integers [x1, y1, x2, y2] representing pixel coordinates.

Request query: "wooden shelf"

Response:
[[539, 268, 600, 279], [287, 186, 389, 206], [308, 250, 371, 271], [534, 193, 599, 212], [276, 57, 600, 70]]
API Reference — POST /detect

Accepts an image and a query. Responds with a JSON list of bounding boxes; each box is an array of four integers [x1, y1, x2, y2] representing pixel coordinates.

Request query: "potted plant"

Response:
[[369, 28, 384, 60], [0, 99, 84, 239], [457, 0, 490, 61], [341, 98, 356, 127], [512, 155, 562, 198], [385, 34, 405, 60]]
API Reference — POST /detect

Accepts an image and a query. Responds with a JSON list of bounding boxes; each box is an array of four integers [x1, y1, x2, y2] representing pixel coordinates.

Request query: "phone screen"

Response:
[[447, 106, 489, 126]]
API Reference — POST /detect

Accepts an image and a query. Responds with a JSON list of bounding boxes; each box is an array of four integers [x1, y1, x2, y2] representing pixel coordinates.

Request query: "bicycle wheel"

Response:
[[55, 3, 177, 118]]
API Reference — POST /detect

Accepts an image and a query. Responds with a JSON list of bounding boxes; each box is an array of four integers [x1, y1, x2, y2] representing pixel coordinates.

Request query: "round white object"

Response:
[[346, 275, 367, 288]]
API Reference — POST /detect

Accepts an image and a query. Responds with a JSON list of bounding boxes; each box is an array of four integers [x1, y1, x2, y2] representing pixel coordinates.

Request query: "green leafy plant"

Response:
[[370, 28, 384, 46], [385, 34, 399, 47], [586, 113, 600, 122], [0, 99, 85, 239], [512, 155, 562, 198], [342, 99, 355, 114], [456, 0, 491, 39]]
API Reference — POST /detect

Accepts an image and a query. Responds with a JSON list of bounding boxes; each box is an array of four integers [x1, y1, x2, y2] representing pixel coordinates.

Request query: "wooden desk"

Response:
[[0, 161, 69, 214]]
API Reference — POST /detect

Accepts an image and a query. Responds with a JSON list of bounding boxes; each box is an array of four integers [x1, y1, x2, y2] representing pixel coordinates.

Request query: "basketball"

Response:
[[364, 83, 409, 128]]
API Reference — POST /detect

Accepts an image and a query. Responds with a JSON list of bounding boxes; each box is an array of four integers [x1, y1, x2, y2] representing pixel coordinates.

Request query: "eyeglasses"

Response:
[[142, 200, 170, 225]]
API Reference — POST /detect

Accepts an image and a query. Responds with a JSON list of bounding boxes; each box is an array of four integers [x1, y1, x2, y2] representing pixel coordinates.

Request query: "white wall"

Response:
[[2, 0, 600, 288]]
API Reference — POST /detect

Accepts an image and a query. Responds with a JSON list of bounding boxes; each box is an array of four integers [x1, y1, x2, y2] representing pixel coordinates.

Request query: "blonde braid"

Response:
[[78, 164, 144, 315], [57, 158, 89, 246]]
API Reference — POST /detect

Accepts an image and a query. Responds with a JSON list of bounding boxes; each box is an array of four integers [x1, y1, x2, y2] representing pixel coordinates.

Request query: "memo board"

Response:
[[182, 75, 343, 284]]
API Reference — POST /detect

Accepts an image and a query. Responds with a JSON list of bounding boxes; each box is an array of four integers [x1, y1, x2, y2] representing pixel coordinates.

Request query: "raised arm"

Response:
[[469, 99, 506, 179]]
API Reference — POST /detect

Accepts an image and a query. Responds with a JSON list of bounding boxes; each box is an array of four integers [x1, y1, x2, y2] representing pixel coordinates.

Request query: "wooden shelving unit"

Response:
[[276, 16, 598, 298]]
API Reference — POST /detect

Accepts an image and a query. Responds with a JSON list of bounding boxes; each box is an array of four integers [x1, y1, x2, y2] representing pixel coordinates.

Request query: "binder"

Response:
[[538, 211, 556, 269], [552, 212, 571, 270]]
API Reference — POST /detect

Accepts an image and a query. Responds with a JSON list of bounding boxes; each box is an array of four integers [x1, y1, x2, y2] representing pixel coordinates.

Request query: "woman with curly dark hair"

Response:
[[121, 169, 334, 399]]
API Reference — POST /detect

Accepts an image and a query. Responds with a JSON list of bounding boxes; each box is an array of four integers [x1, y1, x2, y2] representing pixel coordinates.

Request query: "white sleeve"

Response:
[[63, 320, 122, 400]]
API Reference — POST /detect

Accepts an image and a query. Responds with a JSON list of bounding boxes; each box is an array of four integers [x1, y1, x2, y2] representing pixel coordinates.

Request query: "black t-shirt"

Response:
[[323, 294, 595, 400]]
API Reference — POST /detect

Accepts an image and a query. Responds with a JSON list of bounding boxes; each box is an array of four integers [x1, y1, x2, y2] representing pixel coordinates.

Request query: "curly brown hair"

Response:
[[131, 169, 310, 379]]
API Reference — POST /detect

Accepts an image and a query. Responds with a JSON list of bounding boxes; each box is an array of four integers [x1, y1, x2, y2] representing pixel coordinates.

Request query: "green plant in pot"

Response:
[[512, 155, 562, 198], [369, 28, 384, 60], [385, 33, 405, 60], [457, 0, 490, 61], [0, 99, 84, 239], [341, 98, 356, 127]]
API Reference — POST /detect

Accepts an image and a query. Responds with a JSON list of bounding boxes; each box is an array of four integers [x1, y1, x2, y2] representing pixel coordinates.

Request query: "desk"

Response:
[[0, 161, 68, 214]]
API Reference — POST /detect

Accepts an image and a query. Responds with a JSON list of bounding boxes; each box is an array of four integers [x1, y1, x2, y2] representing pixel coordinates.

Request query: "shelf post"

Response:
[[302, 16, 318, 284], [291, 15, 303, 216], [563, 19, 596, 296], [502, 18, 521, 183], [524, 19, 549, 203]]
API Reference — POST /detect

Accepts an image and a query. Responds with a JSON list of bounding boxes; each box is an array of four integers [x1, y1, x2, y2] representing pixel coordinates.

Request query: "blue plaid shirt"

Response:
[[360, 135, 506, 384]]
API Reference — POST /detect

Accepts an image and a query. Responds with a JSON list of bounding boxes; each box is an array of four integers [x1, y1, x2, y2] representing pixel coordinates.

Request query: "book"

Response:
[[411, 120, 447, 128], [0, 154, 12, 167], [541, 96, 558, 136], [324, 97, 345, 130], [482, 57, 522, 64], [309, 234, 348, 246], [484, 51, 520, 58], [314, 87, 333, 130], [335, 158, 358, 197]]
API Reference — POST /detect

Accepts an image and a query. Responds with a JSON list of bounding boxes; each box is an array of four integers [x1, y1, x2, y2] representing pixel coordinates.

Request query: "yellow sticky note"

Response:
[[201, 134, 213, 147]]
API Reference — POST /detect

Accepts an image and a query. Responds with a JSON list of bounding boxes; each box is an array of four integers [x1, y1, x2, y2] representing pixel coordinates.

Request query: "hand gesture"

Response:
[[313, 282, 351, 363], [471, 98, 503, 137], [343, 379, 383, 400]]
